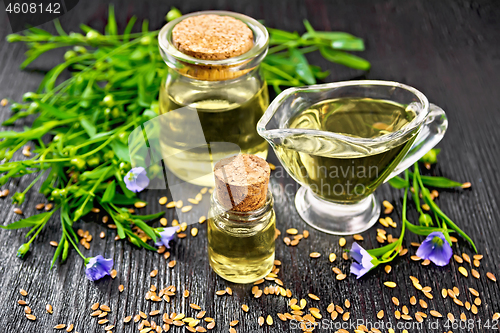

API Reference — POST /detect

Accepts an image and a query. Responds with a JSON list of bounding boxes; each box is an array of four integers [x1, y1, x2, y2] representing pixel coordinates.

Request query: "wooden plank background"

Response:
[[0, 0, 499, 332]]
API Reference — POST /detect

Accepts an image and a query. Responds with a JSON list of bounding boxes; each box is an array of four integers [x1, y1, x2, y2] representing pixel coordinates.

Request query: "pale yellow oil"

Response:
[[207, 211, 275, 284], [275, 98, 418, 203], [159, 73, 269, 186]]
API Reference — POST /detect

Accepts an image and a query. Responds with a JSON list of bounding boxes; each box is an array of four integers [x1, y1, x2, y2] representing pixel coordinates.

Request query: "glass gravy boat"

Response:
[[257, 80, 448, 235]]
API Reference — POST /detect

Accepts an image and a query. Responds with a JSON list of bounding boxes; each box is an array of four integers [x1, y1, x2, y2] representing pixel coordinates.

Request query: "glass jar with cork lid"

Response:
[[158, 11, 269, 187], [207, 154, 275, 284]]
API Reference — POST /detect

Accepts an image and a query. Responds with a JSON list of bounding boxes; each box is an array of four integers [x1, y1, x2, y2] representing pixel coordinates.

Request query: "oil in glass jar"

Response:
[[158, 12, 270, 186], [207, 154, 275, 283]]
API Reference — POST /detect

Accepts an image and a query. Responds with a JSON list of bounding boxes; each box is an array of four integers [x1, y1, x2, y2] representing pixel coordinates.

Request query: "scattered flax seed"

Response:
[[258, 316, 264, 326], [454, 298, 464, 306], [415, 313, 423, 323], [461, 182, 472, 188], [308, 293, 320, 301], [449, 236, 458, 242], [353, 234, 364, 241], [207, 321, 215, 330], [110, 269, 117, 279], [26, 314, 36, 321], [91, 302, 99, 311], [336, 274, 347, 281], [471, 269, 480, 279], [46, 304, 53, 314], [384, 281, 397, 288], [384, 265, 392, 274], [474, 297, 481, 306], [168, 260, 176, 268], [102, 215, 109, 223], [392, 297, 400, 306], [159, 196, 168, 205], [453, 254, 463, 263], [191, 228, 198, 237], [14, 208, 23, 215], [339, 238, 346, 247], [226, 287, 233, 295], [36, 203, 45, 210], [422, 286, 432, 293], [215, 290, 226, 296], [377, 310, 384, 319], [469, 288, 479, 296], [462, 253, 471, 263], [493, 313, 500, 321], [342, 312, 350, 321], [264, 315, 272, 325], [166, 202, 176, 208], [241, 304, 249, 312], [66, 324, 74, 332], [473, 259, 480, 267], [442, 289, 448, 298], [124, 316, 132, 323], [303, 230, 309, 238], [309, 252, 321, 258], [150, 310, 161, 316], [134, 201, 147, 208], [230, 320, 239, 326], [342, 252, 348, 260], [345, 299, 351, 308], [198, 216, 206, 224], [419, 299, 428, 308], [119, 285, 124, 292], [17, 300, 27, 305], [487, 272, 497, 282], [329, 253, 337, 262], [177, 233, 187, 239], [461, 313, 467, 321], [229, 328, 236, 333], [473, 254, 483, 260], [286, 228, 298, 235], [100, 305, 111, 312], [181, 205, 192, 213], [19, 289, 28, 296], [421, 259, 431, 266], [54, 324, 66, 329], [188, 198, 199, 205], [410, 296, 417, 305], [1, 98, 7, 106], [471, 304, 478, 314], [160, 218, 168, 227], [458, 266, 468, 277], [183, 290, 189, 298], [98, 311, 108, 318], [430, 310, 442, 318], [410, 255, 421, 261]]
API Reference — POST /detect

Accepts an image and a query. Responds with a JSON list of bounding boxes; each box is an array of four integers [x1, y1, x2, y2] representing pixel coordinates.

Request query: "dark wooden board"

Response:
[[0, 0, 499, 332]]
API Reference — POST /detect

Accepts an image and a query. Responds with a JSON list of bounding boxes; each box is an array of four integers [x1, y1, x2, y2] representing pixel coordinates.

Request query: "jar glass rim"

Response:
[[158, 10, 269, 67]]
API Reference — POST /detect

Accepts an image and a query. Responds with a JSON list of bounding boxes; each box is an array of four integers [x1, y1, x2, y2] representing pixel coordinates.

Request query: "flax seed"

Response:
[[336, 274, 347, 281], [66, 324, 74, 332], [342, 312, 350, 321], [461, 182, 472, 188], [98, 311, 108, 318], [471, 304, 478, 314], [91, 310, 102, 317], [134, 201, 147, 208], [100, 305, 111, 312], [419, 299, 428, 308], [35, 203, 45, 210], [339, 238, 346, 247], [110, 269, 117, 279], [376, 310, 384, 319], [353, 234, 364, 241], [469, 288, 479, 296], [454, 298, 464, 307], [26, 314, 36, 321], [286, 228, 298, 235], [384, 265, 392, 274], [441, 288, 447, 298], [461, 313, 467, 321], [197, 311, 206, 319], [493, 313, 500, 321], [54, 324, 66, 329], [207, 321, 215, 330], [430, 310, 442, 318], [124, 316, 132, 323], [410, 255, 421, 261], [168, 260, 176, 268], [308, 293, 320, 301], [415, 313, 423, 323], [410, 296, 417, 305], [309, 252, 321, 258], [303, 230, 309, 238], [487, 272, 497, 282], [458, 266, 468, 277], [384, 281, 397, 288], [13, 208, 22, 214]]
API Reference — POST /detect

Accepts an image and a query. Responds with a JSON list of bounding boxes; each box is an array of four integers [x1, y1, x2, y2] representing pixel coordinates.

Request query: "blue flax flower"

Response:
[[85, 255, 114, 281], [155, 226, 179, 249], [124, 167, 149, 193], [350, 242, 376, 279], [416, 231, 452, 266]]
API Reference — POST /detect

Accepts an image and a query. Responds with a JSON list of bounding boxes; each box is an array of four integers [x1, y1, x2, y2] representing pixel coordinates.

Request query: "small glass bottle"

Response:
[[207, 154, 275, 283], [157, 11, 269, 187]]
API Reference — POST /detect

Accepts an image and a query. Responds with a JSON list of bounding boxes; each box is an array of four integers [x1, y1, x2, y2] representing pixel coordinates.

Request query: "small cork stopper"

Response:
[[214, 154, 270, 212], [172, 14, 254, 60]]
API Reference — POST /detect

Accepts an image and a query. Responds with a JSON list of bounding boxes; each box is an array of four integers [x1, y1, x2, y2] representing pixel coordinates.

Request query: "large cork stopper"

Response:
[[214, 154, 271, 212], [172, 14, 254, 60]]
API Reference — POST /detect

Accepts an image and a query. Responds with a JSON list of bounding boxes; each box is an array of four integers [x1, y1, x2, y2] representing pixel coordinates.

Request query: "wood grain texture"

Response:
[[0, 0, 499, 332]]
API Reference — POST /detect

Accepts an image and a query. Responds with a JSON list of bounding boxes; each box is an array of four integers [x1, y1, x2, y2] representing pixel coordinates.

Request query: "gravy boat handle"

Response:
[[385, 103, 448, 181]]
